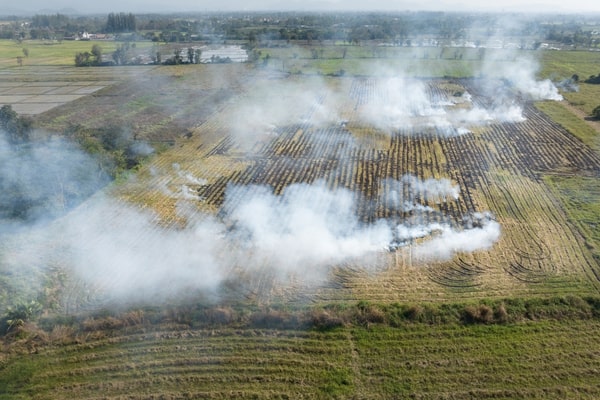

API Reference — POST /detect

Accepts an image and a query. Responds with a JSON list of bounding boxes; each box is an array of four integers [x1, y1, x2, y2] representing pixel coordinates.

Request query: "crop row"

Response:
[[111, 76, 600, 302], [6, 320, 600, 399]]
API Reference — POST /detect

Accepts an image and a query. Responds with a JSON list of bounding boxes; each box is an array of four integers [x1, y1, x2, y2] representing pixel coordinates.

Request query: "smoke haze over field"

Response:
[[0, 162, 500, 305], [0, 30, 570, 307], [7, 0, 600, 14], [0, 131, 109, 231]]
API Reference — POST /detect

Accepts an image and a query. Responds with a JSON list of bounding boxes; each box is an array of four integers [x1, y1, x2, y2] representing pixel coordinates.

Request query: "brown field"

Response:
[[2, 63, 597, 307], [0, 66, 144, 115], [100, 72, 600, 304]]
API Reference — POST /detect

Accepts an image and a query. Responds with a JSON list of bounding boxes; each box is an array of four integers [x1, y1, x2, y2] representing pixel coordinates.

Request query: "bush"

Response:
[[494, 303, 509, 323], [584, 74, 600, 84], [354, 302, 386, 325], [309, 309, 346, 330], [0, 104, 32, 143], [463, 304, 494, 324], [201, 307, 236, 326], [82, 316, 124, 331], [250, 309, 299, 329], [592, 105, 600, 120], [403, 304, 424, 321], [49, 325, 76, 345], [2, 301, 42, 333]]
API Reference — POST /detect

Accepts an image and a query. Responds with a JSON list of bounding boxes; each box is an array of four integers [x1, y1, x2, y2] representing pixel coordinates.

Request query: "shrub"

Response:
[[250, 309, 294, 329], [82, 316, 124, 331], [591, 105, 600, 120], [121, 310, 145, 326], [354, 303, 386, 326], [3, 301, 42, 333], [203, 307, 235, 326], [0, 104, 32, 143], [463, 304, 494, 324], [494, 303, 509, 323], [49, 325, 76, 344], [309, 309, 346, 330]]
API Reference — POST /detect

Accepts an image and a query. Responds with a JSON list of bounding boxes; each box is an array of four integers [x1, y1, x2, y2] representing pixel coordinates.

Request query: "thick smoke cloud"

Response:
[[228, 78, 345, 148], [411, 217, 501, 262], [481, 56, 563, 101], [0, 130, 109, 231], [361, 77, 445, 130], [223, 181, 392, 274], [358, 75, 528, 134], [2, 168, 500, 306], [57, 198, 226, 302], [475, 17, 563, 101]]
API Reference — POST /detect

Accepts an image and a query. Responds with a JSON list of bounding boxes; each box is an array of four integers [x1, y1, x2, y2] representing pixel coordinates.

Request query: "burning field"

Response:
[[2, 65, 598, 310]]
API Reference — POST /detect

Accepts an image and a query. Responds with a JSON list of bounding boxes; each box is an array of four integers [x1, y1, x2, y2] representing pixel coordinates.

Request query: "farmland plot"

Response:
[[3, 71, 598, 308], [6, 319, 600, 399], [0, 65, 145, 115], [101, 73, 600, 304], [28, 63, 257, 144]]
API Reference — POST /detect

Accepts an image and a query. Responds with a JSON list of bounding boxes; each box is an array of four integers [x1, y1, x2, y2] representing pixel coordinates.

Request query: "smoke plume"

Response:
[[0, 130, 109, 231]]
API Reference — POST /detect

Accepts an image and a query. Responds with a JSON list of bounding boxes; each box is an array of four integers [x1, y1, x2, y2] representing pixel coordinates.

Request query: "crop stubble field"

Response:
[[111, 73, 600, 304]]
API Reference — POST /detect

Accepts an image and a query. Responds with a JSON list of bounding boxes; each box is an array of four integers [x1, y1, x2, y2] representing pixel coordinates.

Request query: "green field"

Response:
[[0, 39, 154, 68], [1, 37, 600, 399], [3, 316, 600, 399]]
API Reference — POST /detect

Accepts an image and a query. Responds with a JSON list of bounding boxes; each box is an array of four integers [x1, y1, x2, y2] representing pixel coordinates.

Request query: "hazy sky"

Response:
[[5, 0, 600, 14]]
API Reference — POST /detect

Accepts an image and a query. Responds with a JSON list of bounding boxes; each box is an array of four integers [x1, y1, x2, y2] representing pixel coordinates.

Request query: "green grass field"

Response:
[[0, 39, 154, 68], [3, 317, 600, 399]]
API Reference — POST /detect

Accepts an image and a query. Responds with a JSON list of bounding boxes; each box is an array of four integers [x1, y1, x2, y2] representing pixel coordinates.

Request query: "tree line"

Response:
[[4, 11, 599, 47], [105, 12, 137, 33]]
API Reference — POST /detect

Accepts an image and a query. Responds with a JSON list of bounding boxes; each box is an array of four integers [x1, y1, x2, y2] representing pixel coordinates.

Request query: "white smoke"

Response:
[[411, 219, 501, 262], [228, 78, 343, 148], [56, 198, 227, 301], [358, 75, 527, 133], [0, 131, 109, 230], [360, 77, 446, 130], [500, 57, 563, 101], [452, 103, 525, 124], [2, 172, 501, 305], [477, 40, 563, 101], [385, 175, 460, 211], [222, 181, 392, 274], [173, 163, 207, 186]]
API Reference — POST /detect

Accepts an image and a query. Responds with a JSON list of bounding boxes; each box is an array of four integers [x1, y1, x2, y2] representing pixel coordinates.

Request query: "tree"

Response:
[[111, 43, 130, 65], [91, 44, 102, 64], [75, 51, 92, 66], [75, 44, 103, 66], [173, 49, 182, 64], [592, 105, 600, 120], [0, 104, 32, 143], [106, 12, 136, 33], [585, 74, 600, 84]]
